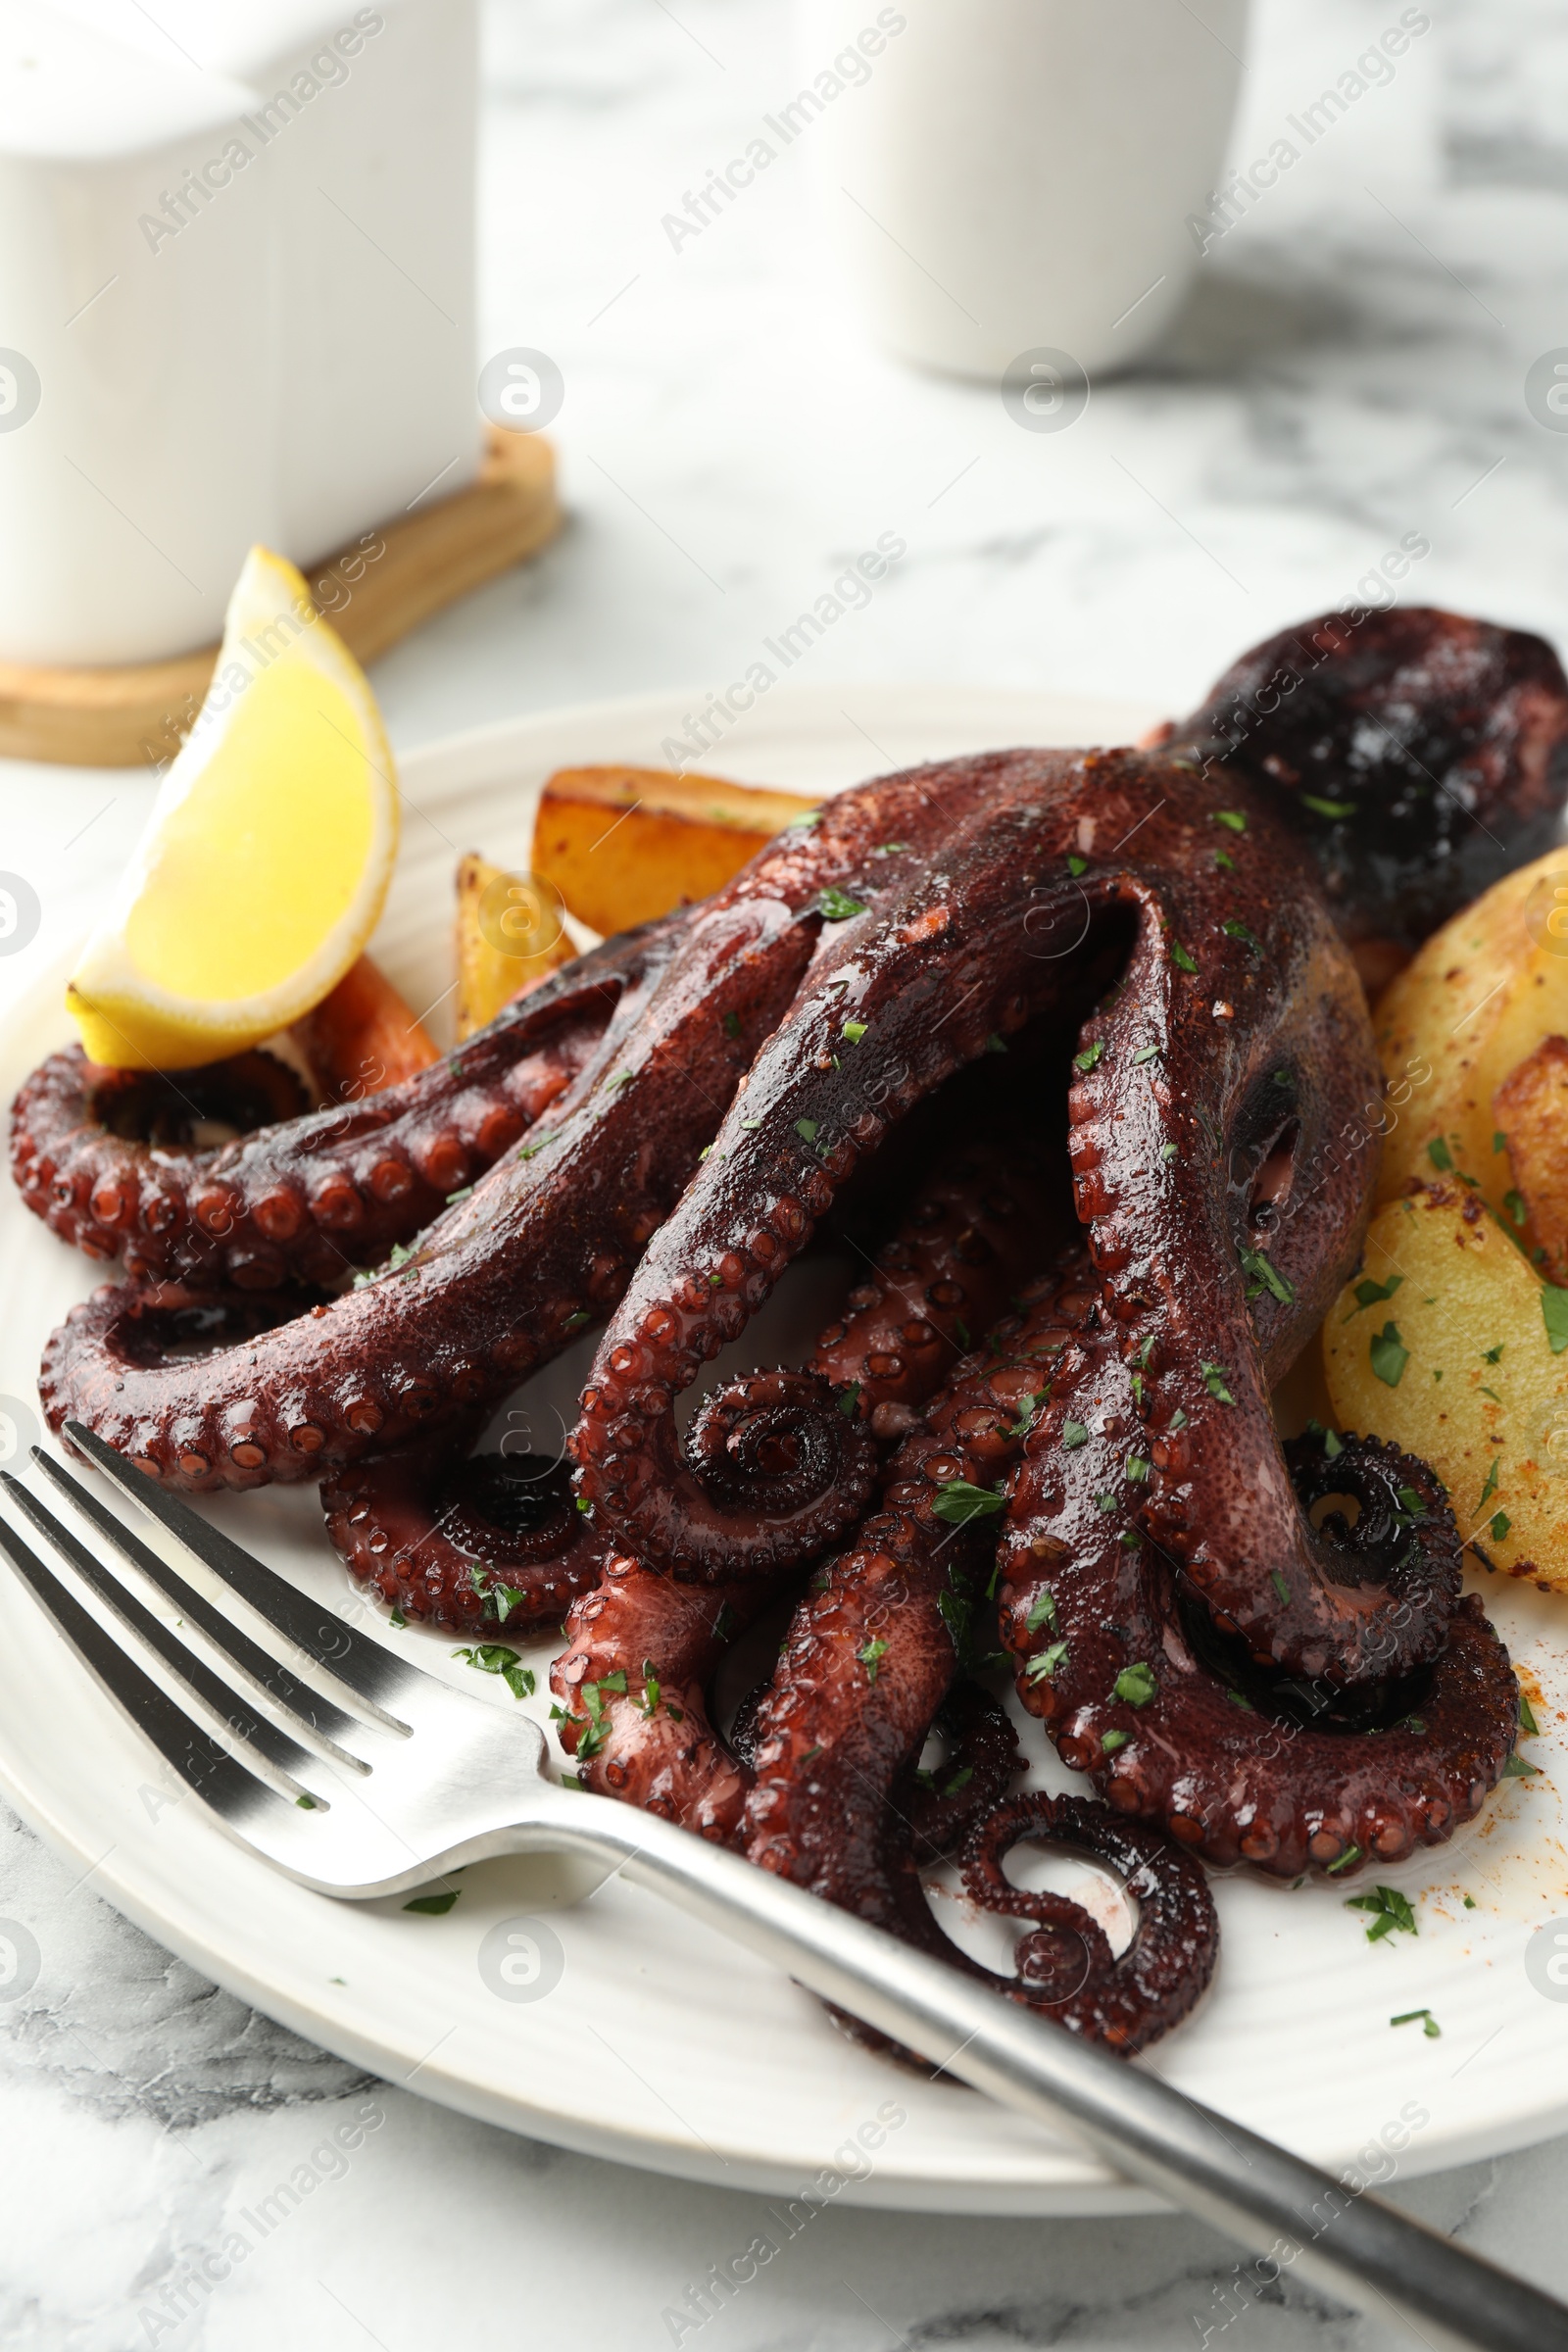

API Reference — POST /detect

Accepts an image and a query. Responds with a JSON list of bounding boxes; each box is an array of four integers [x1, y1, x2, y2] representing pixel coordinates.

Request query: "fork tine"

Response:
[[1, 1476, 337, 1789], [0, 1508, 291, 1831], [61, 1423, 415, 1722], [30, 1452, 368, 1752]]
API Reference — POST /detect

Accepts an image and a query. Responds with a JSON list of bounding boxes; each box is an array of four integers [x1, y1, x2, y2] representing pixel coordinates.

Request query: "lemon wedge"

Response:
[[67, 547, 399, 1069]]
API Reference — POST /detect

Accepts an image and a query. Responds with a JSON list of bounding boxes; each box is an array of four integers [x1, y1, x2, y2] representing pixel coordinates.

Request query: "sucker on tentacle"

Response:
[[12, 916, 684, 1289]]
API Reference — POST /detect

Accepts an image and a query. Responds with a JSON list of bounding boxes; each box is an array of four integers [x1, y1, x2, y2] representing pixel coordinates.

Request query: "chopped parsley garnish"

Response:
[[563, 1308, 590, 1333], [1427, 1136, 1453, 1172], [1479, 1458, 1500, 1509], [404, 1891, 460, 1915], [1502, 1751, 1538, 1778], [1345, 1885, 1417, 1942], [445, 1186, 473, 1204], [452, 1643, 535, 1701], [1324, 1426, 1344, 1458], [871, 840, 906, 857], [1325, 1844, 1363, 1876], [1369, 1321, 1409, 1389], [1126, 1453, 1150, 1483], [842, 1018, 867, 1043], [1212, 809, 1247, 833], [1161, 1141, 1180, 1162], [1113, 1662, 1156, 1707], [296, 1793, 318, 1808], [858, 1637, 889, 1684], [1214, 849, 1236, 871], [1074, 1041, 1104, 1073], [1503, 1189, 1528, 1227], [1097, 1493, 1117, 1515], [818, 887, 866, 921], [838, 1381, 861, 1418], [1300, 795, 1356, 819], [1346, 1273, 1402, 1318], [1005, 1391, 1045, 1439], [1239, 1247, 1295, 1304], [1543, 1285, 1568, 1355], [1396, 1485, 1422, 1516], [1067, 854, 1088, 877], [1061, 1419, 1089, 1449], [1101, 1729, 1129, 1753], [1482, 1343, 1504, 1363], [1133, 1045, 1159, 1065], [712, 1603, 736, 1643], [1169, 1407, 1188, 1431], [1170, 940, 1199, 974], [795, 1118, 817, 1143], [388, 1604, 409, 1629], [1223, 917, 1262, 955], [1270, 1569, 1290, 1605], [933, 1478, 1006, 1525], [1026, 1642, 1069, 1683], [984, 1031, 1007, 1054], [1491, 1511, 1512, 1542], [606, 1068, 633, 1091], [723, 1010, 740, 1039], [1519, 1690, 1541, 1736], [1392, 2007, 1441, 2037], [1200, 1360, 1236, 1404], [1026, 1590, 1058, 1634], [1463, 1893, 1478, 1908]]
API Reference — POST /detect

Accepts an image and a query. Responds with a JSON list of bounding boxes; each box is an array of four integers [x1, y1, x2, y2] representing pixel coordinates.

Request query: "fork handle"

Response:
[[521, 1789, 1564, 2352]]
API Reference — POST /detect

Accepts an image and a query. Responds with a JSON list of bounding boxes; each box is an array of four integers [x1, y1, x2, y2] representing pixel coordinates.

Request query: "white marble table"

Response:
[[5, 0, 1568, 2343]]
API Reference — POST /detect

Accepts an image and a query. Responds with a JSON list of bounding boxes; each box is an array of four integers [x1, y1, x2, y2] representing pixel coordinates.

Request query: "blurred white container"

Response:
[[0, 0, 478, 667], [794, 0, 1248, 380]]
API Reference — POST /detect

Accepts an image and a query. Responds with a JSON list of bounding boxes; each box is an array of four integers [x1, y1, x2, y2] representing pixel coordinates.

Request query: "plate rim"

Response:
[[5, 679, 1566, 2213]]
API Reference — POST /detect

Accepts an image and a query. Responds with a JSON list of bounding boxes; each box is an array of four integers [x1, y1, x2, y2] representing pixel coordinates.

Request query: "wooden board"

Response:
[[0, 427, 562, 770]]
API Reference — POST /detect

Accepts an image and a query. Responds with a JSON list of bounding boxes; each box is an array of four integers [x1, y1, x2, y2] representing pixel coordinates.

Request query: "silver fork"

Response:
[[0, 1423, 1560, 2352]]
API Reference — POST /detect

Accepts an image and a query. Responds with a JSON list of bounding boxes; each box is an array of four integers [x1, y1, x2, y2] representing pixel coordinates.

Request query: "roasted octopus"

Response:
[[14, 605, 1568, 2061]]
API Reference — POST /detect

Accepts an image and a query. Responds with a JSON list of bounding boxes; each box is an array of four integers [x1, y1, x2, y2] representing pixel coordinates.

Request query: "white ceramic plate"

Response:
[[1, 681, 1566, 2216]]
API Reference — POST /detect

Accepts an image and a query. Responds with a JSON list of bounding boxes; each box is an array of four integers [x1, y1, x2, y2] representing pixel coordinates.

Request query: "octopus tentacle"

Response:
[[1063, 856, 1455, 1687], [956, 1795, 1220, 2049], [811, 1125, 1063, 1441], [42, 895, 817, 1490], [999, 1306, 1519, 1879], [550, 1557, 768, 1839], [742, 1264, 1081, 1897], [11, 916, 684, 1289], [321, 1421, 605, 1631], [551, 1154, 1069, 1836]]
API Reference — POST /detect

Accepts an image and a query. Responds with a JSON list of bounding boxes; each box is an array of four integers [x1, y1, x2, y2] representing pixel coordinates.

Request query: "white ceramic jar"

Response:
[[0, 0, 478, 667], [793, 0, 1248, 380]]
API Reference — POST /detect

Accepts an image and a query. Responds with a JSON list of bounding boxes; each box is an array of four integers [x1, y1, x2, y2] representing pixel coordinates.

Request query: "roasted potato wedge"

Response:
[[1494, 1034, 1568, 1280], [1322, 1183, 1568, 1591], [1374, 845, 1568, 1214], [530, 765, 818, 936], [455, 852, 575, 1040]]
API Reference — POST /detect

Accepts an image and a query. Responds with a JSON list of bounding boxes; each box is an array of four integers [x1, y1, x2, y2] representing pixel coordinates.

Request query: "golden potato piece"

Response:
[[1321, 1183, 1568, 1591], [1374, 845, 1568, 1215], [1494, 1035, 1568, 1279], [455, 852, 575, 1041], [292, 953, 439, 1096], [530, 765, 818, 937]]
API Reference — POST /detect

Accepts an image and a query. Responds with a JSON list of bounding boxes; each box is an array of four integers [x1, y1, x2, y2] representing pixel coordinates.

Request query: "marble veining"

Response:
[[3, 0, 1568, 2343]]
